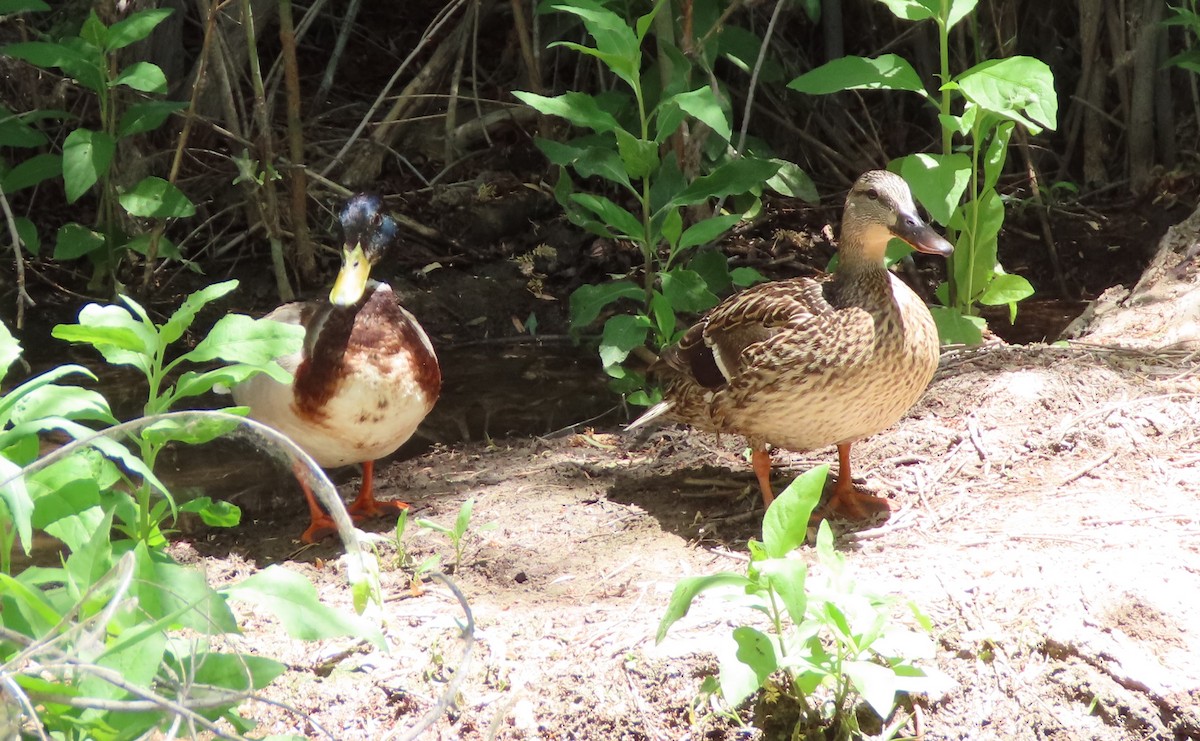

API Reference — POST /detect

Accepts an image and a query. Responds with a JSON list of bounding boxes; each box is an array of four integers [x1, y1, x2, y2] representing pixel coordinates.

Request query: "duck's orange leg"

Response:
[[825, 443, 891, 520], [347, 460, 410, 519], [752, 447, 775, 510], [297, 466, 337, 543]]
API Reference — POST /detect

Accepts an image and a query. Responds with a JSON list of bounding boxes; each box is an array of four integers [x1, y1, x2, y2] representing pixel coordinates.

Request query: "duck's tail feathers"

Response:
[[625, 400, 674, 433]]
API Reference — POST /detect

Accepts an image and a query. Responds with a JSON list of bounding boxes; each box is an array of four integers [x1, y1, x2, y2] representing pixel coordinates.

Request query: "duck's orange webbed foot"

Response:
[[346, 460, 410, 520]]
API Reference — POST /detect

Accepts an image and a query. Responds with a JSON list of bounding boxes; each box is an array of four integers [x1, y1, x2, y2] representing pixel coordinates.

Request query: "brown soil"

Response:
[[139, 206, 1200, 740]]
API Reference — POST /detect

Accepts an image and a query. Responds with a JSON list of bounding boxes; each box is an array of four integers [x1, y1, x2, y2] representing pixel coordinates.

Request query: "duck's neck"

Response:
[[293, 288, 374, 413], [829, 237, 894, 308]]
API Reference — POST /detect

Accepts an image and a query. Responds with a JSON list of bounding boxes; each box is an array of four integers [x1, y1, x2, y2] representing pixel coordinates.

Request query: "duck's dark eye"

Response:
[[866, 188, 880, 201]]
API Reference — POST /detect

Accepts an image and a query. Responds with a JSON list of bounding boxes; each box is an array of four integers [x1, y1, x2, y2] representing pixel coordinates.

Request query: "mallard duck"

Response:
[[234, 194, 441, 542], [630, 170, 952, 519]]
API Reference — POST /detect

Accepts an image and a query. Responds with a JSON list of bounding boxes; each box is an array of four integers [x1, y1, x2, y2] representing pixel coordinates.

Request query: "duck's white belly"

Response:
[[233, 352, 430, 468]]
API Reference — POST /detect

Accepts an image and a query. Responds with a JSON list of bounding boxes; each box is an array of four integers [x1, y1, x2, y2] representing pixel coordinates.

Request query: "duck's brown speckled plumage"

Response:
[[633, 170, 952, 519]]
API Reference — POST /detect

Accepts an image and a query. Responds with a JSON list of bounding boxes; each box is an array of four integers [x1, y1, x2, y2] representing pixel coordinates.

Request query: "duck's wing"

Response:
[[660, 277, 876, 390]]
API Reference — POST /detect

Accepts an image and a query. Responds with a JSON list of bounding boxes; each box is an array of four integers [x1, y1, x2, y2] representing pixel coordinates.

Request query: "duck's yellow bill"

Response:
[[329, 243, 371, 306]]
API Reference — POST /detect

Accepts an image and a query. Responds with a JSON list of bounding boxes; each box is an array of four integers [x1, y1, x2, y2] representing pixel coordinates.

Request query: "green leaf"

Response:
[[949, 190, 1005, 302], [569, 280, 642, 330], [656, 572, 753, 643], [62, 128, 115, 203], [668, 86, 731, 142], [175, 652, 286, 693], [107, 8, 174, 50], [180, 497, 241, 527], [184, 314, 304, 365], [111, 61, 167, 93], [765, 159, 818, 203], [688, 249, 731, 294], [4, 41, 105, 93], [452, 498, 474, 539], [13, 217, 39, 256], [54, 301, 156, 360], [788, 54, 927, 96], [661, 207, 683, 250], [979, 273, 1034, 323], [119, 176, 195, 218], [131, 544, 239, 633], [893, 153, 971, 225], [52, 222, 105, 260], [29, 462, 105, 553], [599, 314, 649, 368], [678, 214, 743, 252], [930, 306, 984, 345], [141, 415, 241, 447], [224, 565, 385, 649], [118, 100, 186, 137], [757, 557, 808, 626], [614, 129, 659, 180], [722, 626, 777, 707], [9, 384, 115, 426], [875, 0, 935, 21], [513, 90, 622, 134], [161, 280, 238, 344], [730, 266, 766, 287], [0, 457, 34, 555], [536, 139, 632, 191], [0, 571, 62, 631], [667, 157, 781, 209], [0, 0, 51, 11], [982, 120, 1015, 192], [569, 193, 643, 239], [844, 660, 904, 720], [762, 464, 827, 557], [2, 152, 61, 192], [0, 320, 20, 381], [660, 268, 718, 313], [169, 365, 289, 405], [955, 56, 1058, 133]]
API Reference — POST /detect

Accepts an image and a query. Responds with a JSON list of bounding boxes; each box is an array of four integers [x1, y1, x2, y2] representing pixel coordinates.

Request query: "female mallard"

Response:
[[234, 194, 441, 542], [631, 170, 952, 519]]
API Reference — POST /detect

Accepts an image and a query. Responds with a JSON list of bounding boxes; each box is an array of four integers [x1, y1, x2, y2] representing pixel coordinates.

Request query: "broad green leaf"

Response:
[[757, 557, 808, 626], [161, 279, 238, 344], [717, 25, 783, 82], [0, 0, 51, 11], [120, 176, 195, 218], [655, 572, 753, 642], [4, 41, 105, 93], [140, 415, 241, 447], [722, 626, 777, 707], [688, 249, 731, 294], [0, 364, 96, 424], [29, 466, 104, 554], [9, 384, 115, 426], [930, 306, 984, 345], [669, 87, 731, 142], [106, 8, 173, 50], [649, 289, 677, 339], [224, 565, 385, 649], [14, 217, 39, 256], [55, 302, 156, 358], [513, 90, 621, 134], [536, 139, 632, 191], [788, 54, 926, 96], [666, 157, 780, 209], [660, 268, 718, 313], [661, 207, 683, 250], [762, 464, 827, 557], [955, 56, 1057, 133], [678, 213, 743, 251], [184, 314, 304, 365], [452, 498, 474, 539], [62, 128, 115, 202], [2, 152, 61, 192], [168, 364, 290, 405], [111, 61, 167, 93], [950, 190, 1004, 301], [118, 100, 186, 137], [979, 272, 1034, 323], [180, 497, 241, 527], [569, 193, 643, 239], [0, 572, 62, 630], [53, 222, 105, 260], [730, 266, 766, 287], [844, 660, 904, 720], [765, 159, 818, 203], [174, 652, 286, 692], [0, 456, 33, 555], [875, 0, 935, 21], [893, 153, 971, 225], [599, 314, 649, 368], [131, 544, 239, 633], [982, 120, 1015, 192], [0, 321, 19, 381], [614, 129, 658, 180], [569, 280, 642, 330]]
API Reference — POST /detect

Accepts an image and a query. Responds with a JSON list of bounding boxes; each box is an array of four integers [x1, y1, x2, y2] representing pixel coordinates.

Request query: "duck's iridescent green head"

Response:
[[330, 194, 398, 306]]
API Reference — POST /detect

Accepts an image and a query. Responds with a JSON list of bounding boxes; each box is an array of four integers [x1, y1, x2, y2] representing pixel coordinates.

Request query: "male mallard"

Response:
[[630, 170, 952, 519], [234, 194, 441, 542]]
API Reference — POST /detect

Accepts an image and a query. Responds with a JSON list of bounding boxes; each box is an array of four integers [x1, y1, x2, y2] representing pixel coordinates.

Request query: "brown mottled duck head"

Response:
[[841, 170, 953, 266]]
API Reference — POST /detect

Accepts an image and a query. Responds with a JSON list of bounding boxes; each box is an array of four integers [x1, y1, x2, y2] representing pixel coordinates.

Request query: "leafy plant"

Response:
[[2, 2, 193, 289], [789, 0, 1057, 344], [515, 0, 810, 403], [393, 507, 442, 577], [416, 498, 496, 572], [658, 467, 945, 738], [0, 313, 382, 739], [48, 279, 302, 545]]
